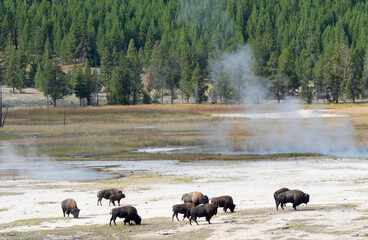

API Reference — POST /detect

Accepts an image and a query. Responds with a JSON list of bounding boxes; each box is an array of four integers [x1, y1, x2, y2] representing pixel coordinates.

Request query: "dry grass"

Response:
[[1, 103, 368, 157]]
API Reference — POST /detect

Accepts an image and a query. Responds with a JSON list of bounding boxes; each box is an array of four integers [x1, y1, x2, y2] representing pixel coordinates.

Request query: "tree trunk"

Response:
[[161, 88, 164, 104], [53, 98, 57, 107], [170, 86, 174, 104]]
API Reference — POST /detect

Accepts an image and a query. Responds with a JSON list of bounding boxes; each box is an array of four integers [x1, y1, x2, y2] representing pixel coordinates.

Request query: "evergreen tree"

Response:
[[151, 40, 170, 104], [192, 63, 208, 104], [126, 39, 142, 104], [267, 51, 285, 102], [180, 60, 193, 102], [4, 46, 27, 92], [35, 58, 72, 107], [99, 47, 114, 88], [108, 54, 132, 105]]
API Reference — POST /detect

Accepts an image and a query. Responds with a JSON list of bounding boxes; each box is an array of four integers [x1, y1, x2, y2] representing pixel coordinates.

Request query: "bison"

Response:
[[109, 191, 126, 207], [273, 188, 290, 209], [210, 195, 236, 213], [275, 189, 309, 210], [61, 198, 80, 218], [97, 188, 121, 206], [181, 191, 209, 206], [172, 203, 195, 221], [110, 206, 141, 226], [189, 203, 218, 225]]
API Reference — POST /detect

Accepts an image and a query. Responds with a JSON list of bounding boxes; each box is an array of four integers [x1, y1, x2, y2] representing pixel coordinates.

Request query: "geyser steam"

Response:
[[209, 47, 365, 157]]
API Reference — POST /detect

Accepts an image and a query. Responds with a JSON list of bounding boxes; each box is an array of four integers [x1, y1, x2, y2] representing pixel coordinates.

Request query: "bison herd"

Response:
[[61, 188, 309, 226]]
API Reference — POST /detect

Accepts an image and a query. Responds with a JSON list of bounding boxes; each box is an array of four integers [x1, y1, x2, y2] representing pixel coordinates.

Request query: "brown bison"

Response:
[[61, 198, 80, 218], [273, 188, 289, 209], [275, 189, 310, 210], [97, 188, 121, 206], [189, 203, 218, 225], [172, 203, 195, 221], [109, 191, 126, 207], [110, 206, 142, 226], [181, 191, 209, 206], [210, 195, 236, 212]]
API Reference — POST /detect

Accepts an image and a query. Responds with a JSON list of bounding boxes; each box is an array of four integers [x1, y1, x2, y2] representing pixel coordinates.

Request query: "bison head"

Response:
[[303, 193, 310, 204], [201, 195, 209, 204], [71, 207, 80, 218], [134, 215, 142, 225]]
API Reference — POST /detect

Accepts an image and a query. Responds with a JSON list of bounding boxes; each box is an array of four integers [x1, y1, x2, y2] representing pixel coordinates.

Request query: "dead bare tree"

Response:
[[0, 86, 8, 128], [0, 86, 2, 127]]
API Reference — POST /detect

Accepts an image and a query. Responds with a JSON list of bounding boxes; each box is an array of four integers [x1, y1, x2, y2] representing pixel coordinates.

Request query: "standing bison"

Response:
[[275, 189, 309, 210], [109, 191, 126, 207], [172, 203, 195, 221], [110, 206, 142, 226], [61, 198, 80, 218], [189, 203, 218, 225], [97, 188, 122, 206], [210, 195, 236, 212], [181, 191, 209, 206]]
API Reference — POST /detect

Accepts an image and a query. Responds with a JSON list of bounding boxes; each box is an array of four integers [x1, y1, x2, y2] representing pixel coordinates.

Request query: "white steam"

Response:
[[209, 47, 366, 157], [0, 141, 107, 180], [210, 46, 269, 103]]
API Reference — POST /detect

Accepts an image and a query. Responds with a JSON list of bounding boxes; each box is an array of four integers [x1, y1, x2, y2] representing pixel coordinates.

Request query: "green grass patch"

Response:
[[0, 217, 63, 229], [37, 201, 58, 205], [0, 217, 213, 240], [0, 192, 24, 196]]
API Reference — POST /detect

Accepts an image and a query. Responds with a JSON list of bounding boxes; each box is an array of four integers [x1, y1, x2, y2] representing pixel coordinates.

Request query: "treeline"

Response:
[[1, 0, 368, 105]]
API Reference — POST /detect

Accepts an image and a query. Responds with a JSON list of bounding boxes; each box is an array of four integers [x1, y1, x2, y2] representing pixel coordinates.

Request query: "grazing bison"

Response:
[[109, 191, 126, 207], [172, 203, 195, 221], [189, 203, 218, 225], [110, 206, 141, 226], [61, 198, 80, 218], [97, 188, 121, 206], [210, 195, 236, 213], [181, 191, 209, 206], [275, 189, 310, 210], [273, 188, 290, 209]]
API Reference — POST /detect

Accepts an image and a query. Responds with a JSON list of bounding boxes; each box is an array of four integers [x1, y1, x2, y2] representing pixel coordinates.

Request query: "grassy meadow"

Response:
[[1, 103, 368, 160]]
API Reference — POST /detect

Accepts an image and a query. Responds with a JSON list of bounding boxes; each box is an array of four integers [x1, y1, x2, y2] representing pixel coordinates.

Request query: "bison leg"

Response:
[[293, 204, 297, 211], [190, 216, 198, 225], [224, 207, 227, 212], [172, 212, 178, 221], [206, 216, 211, 224], [280, 202, 286, 210], [118, 200, 120, 206], [276, 201, 280, 210]]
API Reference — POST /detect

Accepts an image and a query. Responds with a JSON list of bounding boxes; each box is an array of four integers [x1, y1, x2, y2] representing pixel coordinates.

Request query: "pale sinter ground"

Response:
[[1, 158, 368, 239]]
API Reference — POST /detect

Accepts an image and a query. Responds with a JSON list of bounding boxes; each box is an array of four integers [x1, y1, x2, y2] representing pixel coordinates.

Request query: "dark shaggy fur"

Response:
[[110, 206, 141, 226], [97, 188, 120, 206], [275, 189, 309, 210], [109, 191, 126, 207], [210, 195, 236, 212], [61, 198, 80, 218], [189, 203, 218, 225], [172, 203, 195, 221], [273, 188, 290, 210]]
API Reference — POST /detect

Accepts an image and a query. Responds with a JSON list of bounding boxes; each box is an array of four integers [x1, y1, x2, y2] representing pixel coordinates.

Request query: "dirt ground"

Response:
[[1, 157, 368, 239]]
